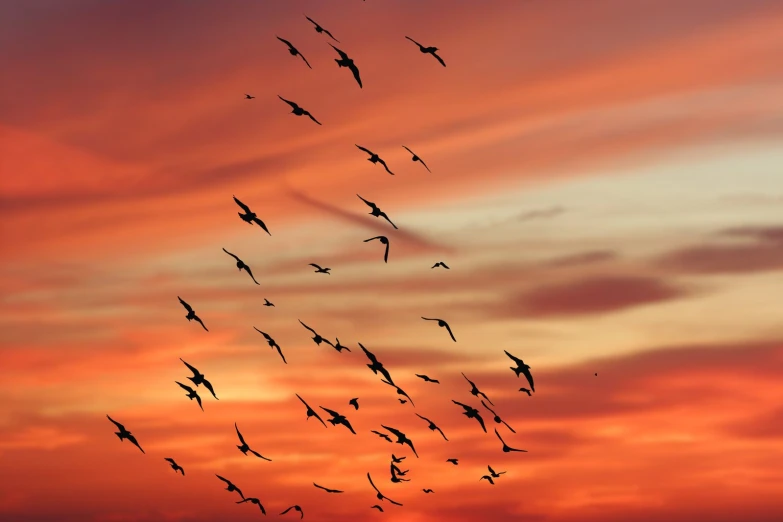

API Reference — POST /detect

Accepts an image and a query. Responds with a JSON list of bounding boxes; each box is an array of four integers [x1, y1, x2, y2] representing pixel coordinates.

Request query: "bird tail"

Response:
[[510, 366, 522, 377], [115, 432, 124, 440]]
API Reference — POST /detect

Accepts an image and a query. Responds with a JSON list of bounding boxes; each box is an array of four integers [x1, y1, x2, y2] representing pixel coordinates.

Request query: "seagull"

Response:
[[164, 458, 184, 475], [415, 374, 440, 384], [216, 475, 245, 500], [504, 350, 535, 392], [462, 373, 494, 405], [363, 236, 390, 263], [263, 298, 275, 307], [175, 381, 203, 411], [402, 146, 431, 172], [423, 488, 434, 494], [235, 423, 272, 461], [367, 473, 403, 506], [314, 483, 344, 494], [415, 413, 448, 441], [405, 36, 446, 67], [357, 195, 398, 229], [320, 406, 357, 434], [278, 96, 321, 125], [381, 425, 419, 457], [245, 94, 255, 99], [280, 505, 304, 519], [299, 320, 335, 348], [180, 358, 219, 399], [371, 505, 384, 512], [276, 36, 311, 68], [495, 428, 528, 453], [333, 338, 351, 353], [389, 461, 410, 483], [431, 261, 449, 269], [391, 454, 406, 464], [359, 343, 395, 385], [295, 393, 327, 427], [480, 475, 495, 485], [422, 317, 456, 342], [452, 400, 487, 433], [222, 248, 260, 285], [446, 458, 459, 465], [380, 378, 414, 406], [488, 465, 506, 478], [481, 400, 516, 433], [349, 398, 359, 410], [372, 430, 393, 443], [519, 388, 532, 396], [177, 297, 208, 331], [355, 145, 394, 175], [237, 497, 266, 515], [233, 196, 271, 235], [328, 43, 362, 88], [106, 416, 144, 453], [309, 263, 331, 274], [305, 15, 339, 42], [253, 327, 286, 364]]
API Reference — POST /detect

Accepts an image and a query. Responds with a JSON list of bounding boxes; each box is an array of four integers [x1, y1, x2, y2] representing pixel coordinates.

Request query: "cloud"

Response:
[[517, 206, 566, 222]]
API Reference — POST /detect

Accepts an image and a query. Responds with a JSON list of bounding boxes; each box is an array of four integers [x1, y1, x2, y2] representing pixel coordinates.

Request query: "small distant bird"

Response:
[[402, 146, 431, 172], [349, 398, 359, 410], [446, 458, 459, 465], [106, 416, 144, 453], [333, 338, 351, 353], [452, 400, 487, 433], [431, 261, 449, 269], [595, 372, 598, 376], [462, 373, 494, 405], [422, 317, 456, 342], [360, 343, 395, 385], [398, 399, 407, 404], [357, 195, 398, 229], [216, 475, 245, 500], [519, 388, 532, 396], [328, 43, 362, 88], [177, 297, 208, 331], [180, 358, 219, 399], [164, 457, 184, 475], [299, 320, 335, 348], [481, 400, 516, 433], [295, 393, 327, 427], [280, 505, 304, 519], [278, 96, 321, 125], [233, 196, 271, 235], [309, 263, 331, 274], [237, 497, 266, 514], [245, 94, 255, 99], [391, 454, 406, 464], [495, 428, 528, 453], [488, 465, 506, 478], [405, 36, 446, 67], [415, 374, 440, 384], [371, 505, 384, 512], [504, 350, 535, 392], [320, 406, 357, 434], [372, 430, 393, 443], [235, 423, 272, 461], [314, 483, 344, 494], [175, 381, 203, 411], [381, 425, 418, 457], [381, 378, 414, 406], [276, 36, 311, 68], [263, 298, 275, 307], [355, 145, 394, 175], [480, 475, 495, 485], [415, 413, 448, 441], [305, 15, 339, 42], [423, 488, 434, 494], [254, 327, 287, 364], [222, 248, 260, 285], [367, 472, 403, 506], [364, 235, 390, 263]]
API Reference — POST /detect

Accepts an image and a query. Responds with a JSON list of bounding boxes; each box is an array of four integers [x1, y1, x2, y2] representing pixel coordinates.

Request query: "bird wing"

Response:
[[342, 418, 357, 434], [280, 506, 293, 515], [243, 265, 260, 284], [222, 248, 239, 261], [276, 36, 294, 49], [432, 52, 446, 67], [367, 472, 380, 493], [305, 15, 317, 26], [251, 216, 271, 235], [406, 439, 419, 457], [386, 496, 403, 506], [253, 327, 269, 340], [194, 315, 208, 331], [378, 158, 394, 175], [320, 406, 339, 417], [452, 399, 468, 409], [358, 342, 377, 363], [521, 366, 535, 391], [381, 425, 403, 438], [405, 36, 422, 48], [355, 144, 373, 155], [275, 345, 287, 364], [308, 263, 322, 270], [127, 434, 145, 453], [348, 63, 363, 88], [179, 358, 199, 376], [422, 317, 436, 321], [402, 145, 414, 155], [444, 322, 456, 341], [278, 95, 297, 108], [233, 195, 251, 213], [202, 378, 218, 399], [176, 381, 194, 393], [504, 349, 523, 365], [249, 449, 271, 461], [106, 415, 124, 431], [475, 412, 487, 432], [299, 319, 316, 334], [415, 413, 431, 424], [328, 43, 348, 59], [436, 426, 448, 441], [494, 428, 505, 445], [235, 423, 246, 445], [195, 393, 203, 411], [216, 474, 230, 484], [306, 111, 322, 125], [379, 211, 397, 229], [501, 419, 517, 433], [299, 53, 312, 69], [419, 158, 431, 172], [164, 458, 175, 464], [383, 242, 389, 262], [323, 29, 339, 42], [363, 236, 381, 242], [480, 400, 496, 416], [178, 297, 193, 313]]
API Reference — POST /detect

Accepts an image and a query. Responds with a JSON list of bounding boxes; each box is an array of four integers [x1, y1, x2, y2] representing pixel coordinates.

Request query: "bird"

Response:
[[235, 423, 272, 461], [263, 298, 275, 307], [363, 236, 390, 263], [462, 373, 494, 405], [233, 196, 271, 235], [405, 36, 446, 66], [222, 248, 260, 285], [415, 413, 448, 441], [391, 454, 406, 464], [481, 400, 516, 433], [177, 297, 208, 331], [237, 497, 266, 514], [519, 387, 532, 396], [180, 358, 219, 399], [308, 263, 331, 274], [295, 393, 327, 427], [402, 146, 431, 172], [372, 430, 393, 443], [480, 475, 495, 485], [423, 488, 434, 494], [359, 343, 395, 384], [299, 320, 335, 348], [253, 327, 287, 364], [332, 338, 351, 353], [381, 425, 419, 457], [488, 465, 506, 478], [431, 261, 449, 269], [452, 400, 487, 433], [446, 458, 459, 465], [390, 462, 408, 476], [314, 483, 344, 493], [504, 350, 535, 392], [216, 475, 245, 500], [164, 458, 184, 475], [278, 96, 321, 125], [422, 317, 456, 342], [367, 473, 403, 506], [245, 93, 255, 99], [349, 398, 359, 410], [280, 505, 304, 519], [495, 428, 528, 453], [415, 374, 440, 384], [320, 406, 356, 434], [328, 43, 362, 88], [595, 372, 598, 376], [355, 145, 394, 175], [389, 461, 410, 483], [357, 195, 398, 229], [371, 505, 384, 512], [398, 399, 407, 404], [305, 15, 339, 42], [106, 416, 144, 453], [380, 377, 414, 406], [175, 381, 203, 411], [276, 36, 311, 68]]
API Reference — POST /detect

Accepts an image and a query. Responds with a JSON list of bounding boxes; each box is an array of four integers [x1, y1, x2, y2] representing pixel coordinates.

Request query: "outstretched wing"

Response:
[[504, 350, 524, 365], [443, 322, 456, 342], [180, 358, 199, 376], [249, 449, 272, 461], [475, 412, 487, 433], [328, 43, 348, 60], [379, 211, 397, 229], [275, 345, 287, 364], [405, 36, 422, 48], [305, 111, 321, 125], [106, 415, 124, 431], [367, 472, 380, 493], [383, 241, 389, 263], [342, 418, 357, 434], [127, 433, 145, 453], [348, 63, 363, 88], [233, 195, 251, 213], [323, 29, 339, 42], [194, 315, 208, 331], [222, 248, 240, 261], [299, 53, 312, 69], [402, 145, 414, 155], [251, 216, 271, 235], [176, 381, 194, 393], [276, 36, 294, 49], [308, 263, 322, 270], [235, 423, 246, 445], [355, 144, 373, 155], [377, 158, 394, 175], [419, 157, 431, 172], [320, 406, 339, 417], [243, 265, 260, 285], [278, 95, 297, 109], [521, 366, 535, 392], [432, 52, 446, 67], [299, 319, 316, 334], [178, 296, 193, 313], [202, 378, 219, 400]]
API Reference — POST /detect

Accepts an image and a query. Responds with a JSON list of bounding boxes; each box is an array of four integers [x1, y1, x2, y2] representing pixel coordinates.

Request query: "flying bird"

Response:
[[305, 15, 339, 42], [295, 393, 327, 427], [380, 378, 414, 406], [371, 505, 384, 512], [177, 297, 208, 331], [164, 458, 184, 475], [299, 320, 335, 348], [488, 465, 506, 478], [415, 413, 448, 441], [263, 298, 275, 307], [381, 425, 418, 457], [452, 400, 487, 433], [106, 416, 144, 453], [519, 388, 532, 396], [328, 43, 362, 88], [480, 475, 495, 485], [314, 483, 344, 493], [233, 196, 271, 235], [415, 374, 439, 384], [216, 475, 245, 500], [391, 454, 406, 464], [222, 248, 260, 285], [367, 473, 403, 506], [278, 96, 321, 125], [504, 350, 535, 392], [175, 381, 203, 411], [254, 327, 287, 364], [349, 398, 359, 410], [481, 400, 516, 433], [398, 399, 407, 404], [245, 93, 255, 99], [276, 36, 311, 68], [402, 146, 431, 172], [389, 461, 410, 483], [357, 194, 398, 229], [280, 505, 304, 519], [390, 462, 408, 476], [332, 338, 351, 353], [308, 263, 331, 274], [372, 430, 393, 443], [462, 373, 494, 405], [446, 458, 459, 465], [363, 236, 390, 263], [360, 343, 395, 384], [355, 145, 394, 175], [423, 488, 434, 494], [235, 423, 272, 461], [495, 428, 528, 453], [180, 358, 219, 399], [422, 317, 456, 342], [431, 261, 449, 269], [237, 497, 266, 514], [405, 36, 446, 67], [320, 406, 356, 434]]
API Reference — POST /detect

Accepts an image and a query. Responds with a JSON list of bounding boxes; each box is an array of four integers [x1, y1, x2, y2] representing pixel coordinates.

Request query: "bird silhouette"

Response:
[[263, 298, 275, 307], [233, 196, 271, 235], [446, 458, 459, 465], [222, 248, 260, 285], [371, 505, 384, 512], [314, 483, 344, 493], [235, 423, 272, 461], [332, 338, 351, 353], [422, 317, 456, 342], [405, 36, 446, 66], [504, 350, 535, 392], [380, 378, 414, 406], [280, 505, 304, 518], [402, 146, 431, 172], [299, 320, 335, 347], [391, 454, 406, 464], [308, 263, 331, 274], [381, 425, 418, 457], [355, 145, 394, 175], [398, 399, 408, 404], [372, 430, 393, 443], [349, 397, 359, 410], [175, 381, 203, 411], [320, 406, 357, 434], [164, 457, 184, 475], [452, 400, 487, 433], [305, 15, 339, 42], [481, 400, 516, 433], [389, 461, 410, 483], [423, 488, 434, 494], [480, 475, 495, 485], [367, 472, 403, 506], [253, 327, 287, 364], [359, 343, 395, 384], [180, 358, 219, 399], [216, 475, 245, 499], [488, 465, 506, 478], [106, 416, 144, 453], [415, 374, 440, 384], [495, 428, 528, 453], [278, 96, 321, 125], [519, 387, 532, 396], [237, 497, 266, 514], [245, 93, 255, 99], [431, 261, 449, 269], [276, 36, 311, 68], [415, 413, 448, 441], [363, 236, 390, 262], [391, 462, 408, 476], [462, 373, 494, 405], [328, 43, 362, 88], [295, 393, 327, 427], [177, 297, 208, 331], [357, 195, 398, 229]]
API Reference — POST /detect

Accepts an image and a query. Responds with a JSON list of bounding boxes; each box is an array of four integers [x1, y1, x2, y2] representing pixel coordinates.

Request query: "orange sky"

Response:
[[2, 0, 783, 521]]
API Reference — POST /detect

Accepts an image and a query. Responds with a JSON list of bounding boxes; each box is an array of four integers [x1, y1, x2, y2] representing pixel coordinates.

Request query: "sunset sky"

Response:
[[2, 0, 783, 521]]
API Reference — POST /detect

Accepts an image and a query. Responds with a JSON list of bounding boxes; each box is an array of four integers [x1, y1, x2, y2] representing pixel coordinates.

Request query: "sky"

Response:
[[1, 0, 783, 520]]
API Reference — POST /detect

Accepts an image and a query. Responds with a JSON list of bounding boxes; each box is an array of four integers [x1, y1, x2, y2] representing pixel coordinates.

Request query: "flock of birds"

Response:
[[105, 9, 539, 519]]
